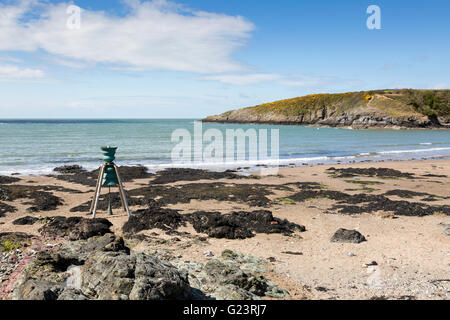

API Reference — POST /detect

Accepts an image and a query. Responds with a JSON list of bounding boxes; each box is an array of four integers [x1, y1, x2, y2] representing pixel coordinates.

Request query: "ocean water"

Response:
[[0, 119, 450, 176]]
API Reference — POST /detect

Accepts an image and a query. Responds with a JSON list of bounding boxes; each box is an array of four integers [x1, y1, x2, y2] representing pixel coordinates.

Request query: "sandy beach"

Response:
[[0, 159, 449, 300]]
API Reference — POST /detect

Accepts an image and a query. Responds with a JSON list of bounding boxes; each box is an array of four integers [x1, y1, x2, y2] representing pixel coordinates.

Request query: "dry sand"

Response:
[[1, 159, 449, 300]]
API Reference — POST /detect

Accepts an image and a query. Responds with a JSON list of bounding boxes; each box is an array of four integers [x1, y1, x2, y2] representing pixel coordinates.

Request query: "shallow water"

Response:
[[0, 119, 449, 175]]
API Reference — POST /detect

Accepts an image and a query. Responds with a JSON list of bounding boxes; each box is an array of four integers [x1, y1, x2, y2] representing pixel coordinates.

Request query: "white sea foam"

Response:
[[378, 147, 450, 154]]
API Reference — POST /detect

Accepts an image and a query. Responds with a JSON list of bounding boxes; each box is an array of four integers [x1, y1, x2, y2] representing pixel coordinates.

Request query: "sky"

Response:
[[0, 0, 449, 118]]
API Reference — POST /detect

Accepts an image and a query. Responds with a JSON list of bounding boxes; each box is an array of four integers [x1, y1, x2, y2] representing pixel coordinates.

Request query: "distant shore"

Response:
[[202, 89, 450, 130], [202, 118, 450, 130]]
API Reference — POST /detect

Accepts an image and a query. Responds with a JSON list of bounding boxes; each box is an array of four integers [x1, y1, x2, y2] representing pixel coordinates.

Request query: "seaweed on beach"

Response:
[[24, 191, 64, 212], [422, 173, 448, 178], [72, 181, 293, 212], [284, 182, 324, 190], [40, 185, 85, 194], [128, 183, 290, 207], [285, 188, 450, 216], [383, 189, 448, 199], [12, 216, 41, 225], [70, 191, 147, 212], [327, 167, 415, 179], [53, 165, 85, 173], [0, 185, 64, 212], [121, 207, 305, 240], [52, 165, 153, 187], [151, 168, 245, 184], [122, 208, 186, 234], [186, 210, 306, 239], [38, 216, 113, 240], [0, 202, 16, 217], [0, 176, 20, 184], [287, 189, 350, 203], [328, 196, 450, 216]]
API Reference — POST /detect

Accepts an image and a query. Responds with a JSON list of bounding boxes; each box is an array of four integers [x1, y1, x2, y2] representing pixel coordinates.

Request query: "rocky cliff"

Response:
[[203, 89, 450, 129]]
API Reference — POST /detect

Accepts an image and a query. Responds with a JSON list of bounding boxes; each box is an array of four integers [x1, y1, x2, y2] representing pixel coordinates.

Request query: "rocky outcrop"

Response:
[[174, 250, 289, 300], [203, 90, 450, 129], [11, 234, 193, 300], [10, 235, 287, 300]]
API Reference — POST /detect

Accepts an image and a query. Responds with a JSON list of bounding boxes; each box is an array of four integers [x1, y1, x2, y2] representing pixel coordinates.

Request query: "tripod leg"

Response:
[[113, 164, 131, 217], [89, 164, 104, 215], [92, 165, 106, 219]]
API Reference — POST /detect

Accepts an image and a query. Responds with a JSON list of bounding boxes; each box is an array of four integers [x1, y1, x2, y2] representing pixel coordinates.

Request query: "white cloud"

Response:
[[278, 75, 336, 87], [0, 63, 44, 80], [202, 73, 282, 85], [202, 73, 344, 87], [432, 83, 449, 90], [0, 0, 254, 74]]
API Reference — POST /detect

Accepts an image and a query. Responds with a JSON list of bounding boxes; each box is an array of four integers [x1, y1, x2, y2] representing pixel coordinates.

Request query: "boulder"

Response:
[[331, 228, 367, 244]]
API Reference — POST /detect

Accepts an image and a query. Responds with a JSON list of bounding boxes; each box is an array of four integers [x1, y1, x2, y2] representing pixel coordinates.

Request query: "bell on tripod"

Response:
[[89, 146, 131, 219]]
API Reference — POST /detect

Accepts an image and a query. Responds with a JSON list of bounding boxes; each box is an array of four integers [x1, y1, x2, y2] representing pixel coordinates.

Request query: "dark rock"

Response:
[[331, 228, 366, 244], [13, 216, 40, 225], [187, 210, 305, 239], [38, 216, 113, 240]]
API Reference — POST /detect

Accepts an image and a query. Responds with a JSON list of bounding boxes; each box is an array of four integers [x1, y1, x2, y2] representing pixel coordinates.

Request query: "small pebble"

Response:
[[204, 250, 214, 257]]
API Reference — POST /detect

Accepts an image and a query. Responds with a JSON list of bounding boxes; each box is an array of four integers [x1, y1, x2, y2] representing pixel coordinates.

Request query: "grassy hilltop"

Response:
[[203, 89, 450, 129]]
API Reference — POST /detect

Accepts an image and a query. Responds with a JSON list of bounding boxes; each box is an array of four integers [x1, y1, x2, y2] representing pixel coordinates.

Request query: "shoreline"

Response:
[[2, 153, 450, 177], [202, 119, 450, 130]]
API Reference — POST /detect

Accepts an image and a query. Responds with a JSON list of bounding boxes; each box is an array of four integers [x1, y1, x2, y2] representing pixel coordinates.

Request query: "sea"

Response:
[[0, 119, 450, 176]]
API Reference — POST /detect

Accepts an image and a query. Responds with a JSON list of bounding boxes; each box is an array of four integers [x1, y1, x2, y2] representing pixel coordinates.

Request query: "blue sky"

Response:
[[0, 0, 449, 118]]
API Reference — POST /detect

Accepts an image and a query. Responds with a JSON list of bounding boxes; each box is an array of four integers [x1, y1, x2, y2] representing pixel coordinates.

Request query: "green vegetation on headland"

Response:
[[203, 89, 450, 129]]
